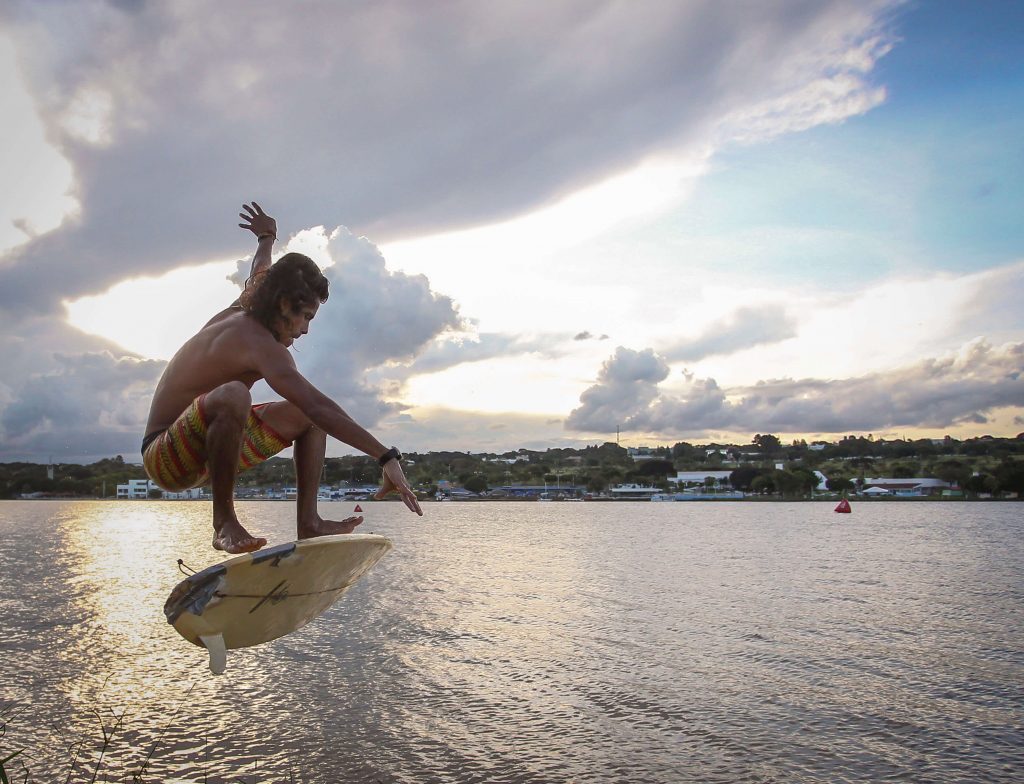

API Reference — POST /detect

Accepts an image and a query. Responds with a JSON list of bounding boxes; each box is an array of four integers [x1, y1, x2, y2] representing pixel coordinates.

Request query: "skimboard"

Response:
[[164, 533, 392, 674]]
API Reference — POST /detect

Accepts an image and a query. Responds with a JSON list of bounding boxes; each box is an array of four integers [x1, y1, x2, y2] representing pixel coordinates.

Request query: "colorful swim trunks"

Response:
[[142, 394, 291, 492]]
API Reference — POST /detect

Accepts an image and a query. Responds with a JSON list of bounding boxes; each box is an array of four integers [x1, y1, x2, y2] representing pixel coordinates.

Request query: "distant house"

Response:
[[862, 477, 951, 497], [117, 479, 156, 499]]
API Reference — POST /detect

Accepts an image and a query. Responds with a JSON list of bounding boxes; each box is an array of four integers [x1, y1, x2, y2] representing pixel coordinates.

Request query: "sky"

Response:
[[1, 0, 1022, 463]]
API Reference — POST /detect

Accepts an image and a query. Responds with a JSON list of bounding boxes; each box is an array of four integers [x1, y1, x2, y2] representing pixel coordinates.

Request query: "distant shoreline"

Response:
[[5, 495, 1018, 503]]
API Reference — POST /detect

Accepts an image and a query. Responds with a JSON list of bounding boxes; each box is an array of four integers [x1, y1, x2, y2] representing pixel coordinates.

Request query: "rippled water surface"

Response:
[[1, 500, 1022, 782]]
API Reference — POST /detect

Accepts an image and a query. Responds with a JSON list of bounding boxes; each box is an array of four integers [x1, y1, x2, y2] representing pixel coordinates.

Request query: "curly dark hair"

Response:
[[243, 252, 329, 339]]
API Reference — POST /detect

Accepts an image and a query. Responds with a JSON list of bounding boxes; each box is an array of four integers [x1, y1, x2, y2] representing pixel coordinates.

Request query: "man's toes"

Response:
[[241, 537, 266, 552]]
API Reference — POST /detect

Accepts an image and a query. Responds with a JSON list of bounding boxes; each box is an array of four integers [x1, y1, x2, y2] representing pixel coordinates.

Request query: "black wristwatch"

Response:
[[378, 446, 402, 466]]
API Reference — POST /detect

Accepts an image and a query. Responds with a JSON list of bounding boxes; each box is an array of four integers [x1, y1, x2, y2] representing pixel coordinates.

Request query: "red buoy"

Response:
[[834, 498, 851, 513], [354, 504, 363, 513]]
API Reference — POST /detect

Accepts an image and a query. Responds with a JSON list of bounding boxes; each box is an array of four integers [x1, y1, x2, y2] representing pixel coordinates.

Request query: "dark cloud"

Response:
[[663, 305, 799, 361], [0, 0, 895, 314], [574, 331, 609, 341], [567, 340, 1024, 436], [0, 350, 164, 461]]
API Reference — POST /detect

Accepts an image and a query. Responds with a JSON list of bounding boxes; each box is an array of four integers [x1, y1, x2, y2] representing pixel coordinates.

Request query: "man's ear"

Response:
[[278, 297, 292, 316]]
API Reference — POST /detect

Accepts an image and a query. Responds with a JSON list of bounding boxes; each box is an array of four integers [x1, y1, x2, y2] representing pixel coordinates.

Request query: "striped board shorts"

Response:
[[142, 395, 291, 492]]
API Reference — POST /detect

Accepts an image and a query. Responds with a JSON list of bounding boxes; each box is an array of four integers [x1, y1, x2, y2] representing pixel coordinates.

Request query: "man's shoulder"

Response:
[[209, 309, 264, 337], [211, 311, 289, 357]]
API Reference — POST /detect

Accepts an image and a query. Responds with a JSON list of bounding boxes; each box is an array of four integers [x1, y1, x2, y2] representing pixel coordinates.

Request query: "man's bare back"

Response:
[[145, 309, 271, 439]]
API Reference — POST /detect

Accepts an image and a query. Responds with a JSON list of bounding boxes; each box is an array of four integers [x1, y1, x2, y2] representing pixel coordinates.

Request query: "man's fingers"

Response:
[[251, 201, 264, 215], [403, 489, 423, 515]]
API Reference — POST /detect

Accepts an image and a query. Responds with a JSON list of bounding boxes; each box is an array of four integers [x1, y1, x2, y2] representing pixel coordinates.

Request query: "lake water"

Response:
[[1, 500, 1022, 783]]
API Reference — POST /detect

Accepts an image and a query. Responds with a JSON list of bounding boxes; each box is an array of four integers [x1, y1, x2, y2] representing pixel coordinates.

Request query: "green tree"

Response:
[[586, 474, 607, 493], [750, 475, 774, 495], [931, 459, 971, 488], [995, 462, 1024, 495], [753, 434, 781, 456], [791, 467, 821, 497], [634, 459, 675, 478], [729, 465, 765, 491], [826, 476, 854, 493], [464, 474, 488, 494], [963, 473, 997, 496], [891, 461, 921, 478]]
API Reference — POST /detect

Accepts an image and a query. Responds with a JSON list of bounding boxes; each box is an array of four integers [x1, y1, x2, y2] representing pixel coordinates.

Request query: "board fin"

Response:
[[200, 633, 228, 675]]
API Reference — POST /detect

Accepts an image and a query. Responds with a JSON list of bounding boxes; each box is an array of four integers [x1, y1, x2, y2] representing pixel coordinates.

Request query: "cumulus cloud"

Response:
[[269, 227, 462, 424], [663, 305, 798, 361], [0, 0, 897, 315], [564, 347, 670, 432], [574, 331, 609, 342], [567, 339, 1024, 437]]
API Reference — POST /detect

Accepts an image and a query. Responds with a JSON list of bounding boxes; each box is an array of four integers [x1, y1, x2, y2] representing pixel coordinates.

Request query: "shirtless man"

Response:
[[142, 202, 423, 553]]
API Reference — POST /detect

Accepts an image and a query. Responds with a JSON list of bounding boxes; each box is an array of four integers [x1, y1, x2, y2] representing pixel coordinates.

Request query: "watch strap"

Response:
[[378, 446, 402, 466]]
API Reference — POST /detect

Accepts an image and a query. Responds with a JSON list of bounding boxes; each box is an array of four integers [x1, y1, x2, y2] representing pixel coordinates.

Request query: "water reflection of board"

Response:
[[164, 534, 392, 674]]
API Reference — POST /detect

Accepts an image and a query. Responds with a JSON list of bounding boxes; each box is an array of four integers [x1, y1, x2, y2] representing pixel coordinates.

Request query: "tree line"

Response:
[[2, 434, 1023, 499]]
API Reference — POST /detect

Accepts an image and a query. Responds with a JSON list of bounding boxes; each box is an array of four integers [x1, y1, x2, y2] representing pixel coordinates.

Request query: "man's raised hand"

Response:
[[238, 201, 277, 240]]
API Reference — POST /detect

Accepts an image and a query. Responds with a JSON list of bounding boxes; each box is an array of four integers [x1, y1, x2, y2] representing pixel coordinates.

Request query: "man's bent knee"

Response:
[[257, 400, 315, 442], [205, 382, 252, 421]]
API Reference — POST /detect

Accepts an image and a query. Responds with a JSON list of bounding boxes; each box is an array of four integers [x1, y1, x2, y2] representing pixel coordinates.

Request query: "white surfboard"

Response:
[[164, 533, 392, 674]]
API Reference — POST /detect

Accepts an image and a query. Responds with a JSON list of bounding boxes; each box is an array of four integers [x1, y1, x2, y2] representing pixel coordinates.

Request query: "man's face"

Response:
[[276, 299, 320, 347]]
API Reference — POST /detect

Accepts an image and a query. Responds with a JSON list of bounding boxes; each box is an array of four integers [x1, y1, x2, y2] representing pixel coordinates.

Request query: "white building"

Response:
[[164, 487, 204, 500], [862, 477, 952, 497], [117, 479, 157, 499], [671, 471, 733, 486], [610, 483, 661, 498]]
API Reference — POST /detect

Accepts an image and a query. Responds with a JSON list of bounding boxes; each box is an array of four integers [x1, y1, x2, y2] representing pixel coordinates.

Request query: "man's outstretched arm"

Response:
[[261, 349, 424, 516]]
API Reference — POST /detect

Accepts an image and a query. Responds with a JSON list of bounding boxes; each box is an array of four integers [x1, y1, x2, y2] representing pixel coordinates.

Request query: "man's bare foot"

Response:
[[212, 521, 268, 554], [297, 515, 364, 540]]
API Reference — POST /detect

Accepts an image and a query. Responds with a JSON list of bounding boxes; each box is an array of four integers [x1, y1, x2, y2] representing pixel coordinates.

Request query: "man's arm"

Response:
[[238, 201, 277, 282], [205, 202, 280, 326], [225, 201, 278, 311], [259, 345, 424, 515]]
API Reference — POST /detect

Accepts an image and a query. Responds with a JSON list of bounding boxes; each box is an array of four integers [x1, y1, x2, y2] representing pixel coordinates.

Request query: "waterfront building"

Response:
[[862, 477, 952, 497], [116, 479, 156, 499]]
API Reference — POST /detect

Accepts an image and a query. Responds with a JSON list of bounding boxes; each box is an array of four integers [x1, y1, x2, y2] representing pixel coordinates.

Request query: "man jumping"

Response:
[[141, 202, 423, 553]]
